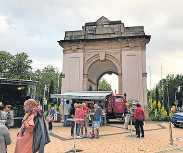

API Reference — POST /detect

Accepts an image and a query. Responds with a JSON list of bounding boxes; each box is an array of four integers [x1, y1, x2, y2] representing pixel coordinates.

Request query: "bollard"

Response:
[[169, 119, 173, 145]]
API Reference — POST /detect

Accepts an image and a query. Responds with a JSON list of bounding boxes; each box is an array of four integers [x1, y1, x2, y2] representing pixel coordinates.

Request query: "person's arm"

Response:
[[3, 127, 11, 145]]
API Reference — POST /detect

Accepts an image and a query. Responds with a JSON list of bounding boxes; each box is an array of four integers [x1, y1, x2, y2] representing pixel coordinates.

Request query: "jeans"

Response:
[[124, 114, 130, 129], [81, 119, 88, 136], [135, 120, 144, 137], [71, 122, 75, 136], [76, 123, 81, 136], [64, 115, 70, 127]]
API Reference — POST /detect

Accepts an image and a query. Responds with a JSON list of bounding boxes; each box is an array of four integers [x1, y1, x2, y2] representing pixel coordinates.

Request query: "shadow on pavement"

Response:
[[50, 123, 166, 141]]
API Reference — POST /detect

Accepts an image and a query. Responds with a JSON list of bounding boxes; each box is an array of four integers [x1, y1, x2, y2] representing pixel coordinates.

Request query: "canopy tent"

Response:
[[51, 91, 112, 100]]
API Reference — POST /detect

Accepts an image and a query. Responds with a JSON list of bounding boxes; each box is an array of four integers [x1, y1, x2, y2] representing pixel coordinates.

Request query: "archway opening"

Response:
[[87, 59, 121, 94], [98, 73, 119, 93]]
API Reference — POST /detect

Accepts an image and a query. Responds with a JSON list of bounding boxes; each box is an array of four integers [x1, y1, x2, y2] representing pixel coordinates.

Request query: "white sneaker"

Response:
[[76, 136, 82, 139]]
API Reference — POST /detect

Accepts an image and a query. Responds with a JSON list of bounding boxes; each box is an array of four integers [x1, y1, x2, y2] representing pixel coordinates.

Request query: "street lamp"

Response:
[[59, 73, 65, 94]]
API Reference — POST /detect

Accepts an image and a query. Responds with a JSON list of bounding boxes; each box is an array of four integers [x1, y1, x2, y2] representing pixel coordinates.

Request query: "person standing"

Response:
[[15, 99, 50, 153], [69, 103, 76, 137], [133, 103, 145, 138], [74, 103, 84, 138], [81, 102, 89, 137], [47, 104, 56, 132], [124, 103, 131, 130], [64, 100, 70, 126], [93, 104, 102, 138], [0, 105, 7, 121], [4, 105, 14, 128], [0, 119, 11, 153]]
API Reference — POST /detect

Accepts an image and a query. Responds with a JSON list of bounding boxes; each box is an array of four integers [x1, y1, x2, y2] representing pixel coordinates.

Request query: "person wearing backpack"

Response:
[[133, 103, 145, 138]]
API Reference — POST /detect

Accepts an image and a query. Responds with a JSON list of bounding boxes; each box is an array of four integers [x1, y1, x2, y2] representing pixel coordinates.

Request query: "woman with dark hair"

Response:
[[133, 103, 145, 138]]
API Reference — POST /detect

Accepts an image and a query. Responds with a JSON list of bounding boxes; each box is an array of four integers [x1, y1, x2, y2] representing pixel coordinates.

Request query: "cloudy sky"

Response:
[[0, 0, 183, 90]]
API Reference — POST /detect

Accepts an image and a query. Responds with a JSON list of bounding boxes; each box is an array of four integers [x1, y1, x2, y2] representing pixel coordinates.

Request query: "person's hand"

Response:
[[17, 128, 24, 137]]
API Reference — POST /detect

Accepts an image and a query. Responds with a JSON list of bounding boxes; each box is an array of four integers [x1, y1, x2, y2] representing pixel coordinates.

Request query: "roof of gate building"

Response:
[[58, 16, 150, 44]]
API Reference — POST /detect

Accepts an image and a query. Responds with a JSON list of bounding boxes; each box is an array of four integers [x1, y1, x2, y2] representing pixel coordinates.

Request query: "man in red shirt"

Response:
[[133, 103, 145, 138]]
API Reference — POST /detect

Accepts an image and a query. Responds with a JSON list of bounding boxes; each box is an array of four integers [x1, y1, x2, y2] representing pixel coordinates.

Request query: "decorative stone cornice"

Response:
[[58, 17, 151, 48]]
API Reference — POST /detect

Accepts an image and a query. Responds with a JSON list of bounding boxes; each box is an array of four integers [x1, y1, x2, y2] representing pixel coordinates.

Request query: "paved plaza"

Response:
[[8, 122, 183, 153]]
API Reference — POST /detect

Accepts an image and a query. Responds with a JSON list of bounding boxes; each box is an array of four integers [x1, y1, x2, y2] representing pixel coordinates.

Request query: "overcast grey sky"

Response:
[[0, 0, 183, 90]]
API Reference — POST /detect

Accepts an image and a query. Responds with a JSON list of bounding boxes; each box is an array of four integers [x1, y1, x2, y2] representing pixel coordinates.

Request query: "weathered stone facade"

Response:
[[58, 16, 150, 107]]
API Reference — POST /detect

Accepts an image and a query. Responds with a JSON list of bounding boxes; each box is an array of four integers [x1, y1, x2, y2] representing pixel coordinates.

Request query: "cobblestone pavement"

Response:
[[8, 122, 183, 153]]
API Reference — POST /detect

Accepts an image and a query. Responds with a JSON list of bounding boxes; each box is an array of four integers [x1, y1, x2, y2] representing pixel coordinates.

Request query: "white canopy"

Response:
[[51, 91, 112, 100]]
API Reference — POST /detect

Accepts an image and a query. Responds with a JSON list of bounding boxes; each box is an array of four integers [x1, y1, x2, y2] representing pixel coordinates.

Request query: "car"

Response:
[[171, 112, 183, 128]]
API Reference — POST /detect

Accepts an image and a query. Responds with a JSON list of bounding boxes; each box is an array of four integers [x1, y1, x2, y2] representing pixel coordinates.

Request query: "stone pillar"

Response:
[[142, 45, 149, 119], [118, 73, 123, 94], [83, 74, 88, 91]]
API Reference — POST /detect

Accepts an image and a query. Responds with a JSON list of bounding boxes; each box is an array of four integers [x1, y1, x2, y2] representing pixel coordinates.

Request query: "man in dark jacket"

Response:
[[133, 103, 145, 138]]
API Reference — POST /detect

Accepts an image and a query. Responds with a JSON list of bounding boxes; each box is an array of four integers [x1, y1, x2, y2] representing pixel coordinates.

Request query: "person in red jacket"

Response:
[[133, 103, 145, 138], [74, 104, 84, 138]]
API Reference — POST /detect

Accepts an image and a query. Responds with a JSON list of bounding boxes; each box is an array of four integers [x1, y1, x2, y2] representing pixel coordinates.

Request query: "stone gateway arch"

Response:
[[58, 16, 150, 107]]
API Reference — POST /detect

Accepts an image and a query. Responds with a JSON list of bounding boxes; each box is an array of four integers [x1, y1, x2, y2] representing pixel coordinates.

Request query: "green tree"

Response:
[[8, 52, 32, 79], [98, 79, 112, 91], [33, 65, 60, 98], [0, 51, 13, 78], [148, 74, 183, 119]]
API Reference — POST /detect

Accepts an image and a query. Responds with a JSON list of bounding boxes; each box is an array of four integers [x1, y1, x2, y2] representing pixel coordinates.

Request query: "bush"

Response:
[[148, 99, 169, 121]]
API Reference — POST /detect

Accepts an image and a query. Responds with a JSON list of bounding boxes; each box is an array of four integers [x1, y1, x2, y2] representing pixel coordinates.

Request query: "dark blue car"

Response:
[[171, 112, 183, 128]]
